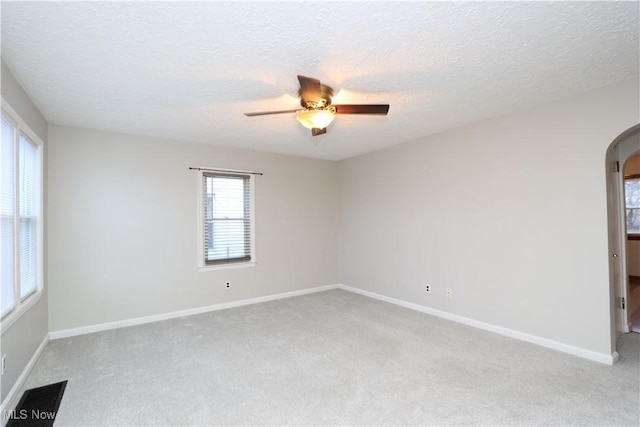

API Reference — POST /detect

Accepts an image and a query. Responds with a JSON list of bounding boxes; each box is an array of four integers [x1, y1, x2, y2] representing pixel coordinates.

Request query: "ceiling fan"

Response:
[[244, 75, 390, 136]]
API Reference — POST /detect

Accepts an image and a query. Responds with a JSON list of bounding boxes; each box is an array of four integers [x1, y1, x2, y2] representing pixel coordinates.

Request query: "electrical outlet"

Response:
[[2, 355, 6, 375], [225, 281, 230, 288], [445, 288, 452, 298], [425, 285, 431, 293]]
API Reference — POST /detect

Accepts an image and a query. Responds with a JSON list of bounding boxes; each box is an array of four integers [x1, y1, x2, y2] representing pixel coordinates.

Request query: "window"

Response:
[[626, 175, 640, 240], [200, 171, 254, 268], [1, 107, 43, 321]]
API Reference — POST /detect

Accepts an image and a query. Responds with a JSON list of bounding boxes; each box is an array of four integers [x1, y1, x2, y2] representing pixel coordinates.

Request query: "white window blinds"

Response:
[[203, 173, 251, 264], [1, 110, 42, 319], [19, 134, 40, 298], [1, 114, 16, 316]]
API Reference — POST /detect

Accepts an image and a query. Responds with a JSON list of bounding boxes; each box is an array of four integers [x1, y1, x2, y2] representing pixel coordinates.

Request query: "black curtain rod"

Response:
[[189, 167, 263, 176]]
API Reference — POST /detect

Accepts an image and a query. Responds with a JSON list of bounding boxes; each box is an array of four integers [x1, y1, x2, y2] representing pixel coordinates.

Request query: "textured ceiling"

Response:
[[1, 1, 638, 161]]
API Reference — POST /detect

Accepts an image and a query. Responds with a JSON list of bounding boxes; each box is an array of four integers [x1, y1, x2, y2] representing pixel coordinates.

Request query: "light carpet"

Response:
[[9, 289, 640, 426]]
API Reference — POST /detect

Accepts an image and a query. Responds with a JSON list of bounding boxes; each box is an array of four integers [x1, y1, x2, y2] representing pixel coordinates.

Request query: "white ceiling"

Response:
[[1, 1, 638, 161]]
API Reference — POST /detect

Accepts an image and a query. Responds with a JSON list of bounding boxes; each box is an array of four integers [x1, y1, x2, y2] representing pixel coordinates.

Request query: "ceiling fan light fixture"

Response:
[[296, 109, 335, 130], [244, 75, 389, 136]]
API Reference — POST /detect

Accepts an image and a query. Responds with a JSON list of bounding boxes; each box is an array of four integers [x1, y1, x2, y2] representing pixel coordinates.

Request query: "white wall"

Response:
[[0, 60, 49, 403], [47, 126, 338, 332], [337, 79, 639, 356], [626, 155, 640, 277]]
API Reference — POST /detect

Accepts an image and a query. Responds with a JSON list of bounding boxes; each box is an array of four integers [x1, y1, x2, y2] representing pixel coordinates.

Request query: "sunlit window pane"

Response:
[[1, 115, 16, 316], [625, 178, 640, 234]]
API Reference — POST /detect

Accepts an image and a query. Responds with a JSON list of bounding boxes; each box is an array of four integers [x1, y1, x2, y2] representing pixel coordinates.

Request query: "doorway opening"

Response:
[[623, 154, 640, 332], [606, 124, 640, 352]]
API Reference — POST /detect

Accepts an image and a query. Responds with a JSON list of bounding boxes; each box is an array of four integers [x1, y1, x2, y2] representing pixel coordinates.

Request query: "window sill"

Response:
[[1, 290, 42, 335], [197, 261, 256, 272]]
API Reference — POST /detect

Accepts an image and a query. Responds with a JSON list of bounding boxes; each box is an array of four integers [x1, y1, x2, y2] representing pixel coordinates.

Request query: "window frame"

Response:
[[1, 100, 44, 331], [197, 168, 256, 271], [625, 173, 640, 241]]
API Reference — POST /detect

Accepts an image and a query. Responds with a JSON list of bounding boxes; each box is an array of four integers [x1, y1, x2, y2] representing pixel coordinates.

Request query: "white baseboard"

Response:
[[50, 284, 340, 340], [611, 351, 619, 364], [1, 333, 50, 423], [338, 284, 617, 365], [43, 283, 619, 365]]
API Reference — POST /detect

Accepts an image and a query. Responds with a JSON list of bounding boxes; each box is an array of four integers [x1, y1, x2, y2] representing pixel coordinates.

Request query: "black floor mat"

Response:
[[6, 381, 67, 427]]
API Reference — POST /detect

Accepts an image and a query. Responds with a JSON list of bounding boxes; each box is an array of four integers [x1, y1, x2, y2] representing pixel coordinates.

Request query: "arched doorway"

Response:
[[624, 153, 640, 332], [606, 124, 640, 354]]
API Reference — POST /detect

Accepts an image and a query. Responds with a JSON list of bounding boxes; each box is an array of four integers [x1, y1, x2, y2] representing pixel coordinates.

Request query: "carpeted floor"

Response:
[[8, 290, 640, 426]]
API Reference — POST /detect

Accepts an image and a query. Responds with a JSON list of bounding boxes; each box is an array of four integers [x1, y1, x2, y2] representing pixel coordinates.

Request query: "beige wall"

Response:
[[625, 155, 640, 175], [0, 60, 49, 403], [337, 79, 639, 357], [47, 126, 338, 331], [625, 154, 640, 277], [628, 243, 640, 277]]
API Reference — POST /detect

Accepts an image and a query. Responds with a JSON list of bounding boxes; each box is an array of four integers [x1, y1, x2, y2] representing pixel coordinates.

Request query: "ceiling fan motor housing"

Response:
[[299, 84, 334, 109]]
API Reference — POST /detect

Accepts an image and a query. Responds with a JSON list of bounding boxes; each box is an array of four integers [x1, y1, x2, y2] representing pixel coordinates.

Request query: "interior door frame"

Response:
[[607, 125, 640, 349]]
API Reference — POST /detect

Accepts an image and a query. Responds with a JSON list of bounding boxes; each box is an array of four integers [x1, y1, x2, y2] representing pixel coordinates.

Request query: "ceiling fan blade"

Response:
[[244, 109, 299, 117], [311, 127, 327, 136], [297, 75, 323, 102], [333, 104, 390, 115]]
